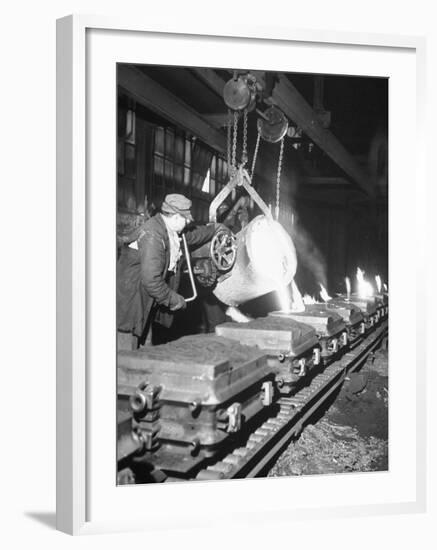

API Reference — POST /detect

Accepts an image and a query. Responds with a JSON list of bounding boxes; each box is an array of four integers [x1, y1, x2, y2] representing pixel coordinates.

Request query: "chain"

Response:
[[250, 129, 261, 180], [231, 109, 238, 176], [242, 108, 248, 166], [226, 109, 232, 176], [275, 137, 285, 221]]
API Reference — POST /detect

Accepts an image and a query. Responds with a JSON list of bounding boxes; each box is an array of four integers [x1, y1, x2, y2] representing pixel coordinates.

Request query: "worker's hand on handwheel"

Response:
[[214, 223, 230, 233], [169, 293, 187, 311]]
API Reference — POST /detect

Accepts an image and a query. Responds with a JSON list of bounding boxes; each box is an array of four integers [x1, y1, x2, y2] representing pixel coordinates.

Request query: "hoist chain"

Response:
[[226, 109, 232, 177], [231, 109, 238, 177], [275, 137, 285, 221], [242, 108, 248, 166], [250, 130, 261, 180]]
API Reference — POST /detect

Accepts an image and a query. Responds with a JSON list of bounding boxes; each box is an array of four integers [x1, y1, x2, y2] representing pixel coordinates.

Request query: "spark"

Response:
[[345, 277, 351, 299], [319, 283, 332, 302], [375, 275, 382, 293], [356, 267, 374, 298], [303, 294, 317, 305]]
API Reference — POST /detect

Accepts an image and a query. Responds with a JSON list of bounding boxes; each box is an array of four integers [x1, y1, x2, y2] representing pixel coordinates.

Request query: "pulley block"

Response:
[[257, 106, 289, 143], [223, 75, 252, 111]]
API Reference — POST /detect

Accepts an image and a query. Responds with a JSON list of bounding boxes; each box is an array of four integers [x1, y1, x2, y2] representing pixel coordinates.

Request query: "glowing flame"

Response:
[[375, 275, 382, 293], [226, 306, 251, 323], [356, 267, 374, 298], [290, 279, 305, 312], [303, 294, 317, 305], [383, 283, 388, 292], [345, 277, 351, 298], [319, 283, 332, 302], [276, 285, 292, 313]]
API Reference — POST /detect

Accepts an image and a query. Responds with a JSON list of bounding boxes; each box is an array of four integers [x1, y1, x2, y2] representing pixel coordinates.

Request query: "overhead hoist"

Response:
[[219, 71, 290, 222], [191, 71, 296, 290]]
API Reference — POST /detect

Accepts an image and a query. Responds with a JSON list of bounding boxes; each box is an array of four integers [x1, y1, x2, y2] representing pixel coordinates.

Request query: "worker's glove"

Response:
[[169, 293, 187, 312]]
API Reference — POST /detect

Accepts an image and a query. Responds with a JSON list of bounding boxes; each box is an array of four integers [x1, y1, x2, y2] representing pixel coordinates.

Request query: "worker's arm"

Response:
[[184, 223, 224, 249]]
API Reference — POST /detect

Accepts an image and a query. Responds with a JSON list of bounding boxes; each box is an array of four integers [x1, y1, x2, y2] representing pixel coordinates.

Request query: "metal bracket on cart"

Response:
[[217, 402, 242, 433]]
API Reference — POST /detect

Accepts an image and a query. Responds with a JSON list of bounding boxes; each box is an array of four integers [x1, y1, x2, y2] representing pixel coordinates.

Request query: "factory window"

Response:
[[117, 95, 232, 217], [151, 126, 230, 222], [153, 127, 193, 194], [200, 155, 229, 195], [117, 105, 142, 212], [210, 155, 229, 193], [202, 169, 211, 194], [153, 127, 190, 189]]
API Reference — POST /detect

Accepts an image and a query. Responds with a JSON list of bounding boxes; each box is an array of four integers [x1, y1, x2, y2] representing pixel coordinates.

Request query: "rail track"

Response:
[[193, 321, 388, 481], [119, 320, 388, 483]]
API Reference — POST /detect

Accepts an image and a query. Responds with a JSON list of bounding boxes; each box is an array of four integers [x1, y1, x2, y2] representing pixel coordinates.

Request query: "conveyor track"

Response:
[[195, 322, 387, 481]]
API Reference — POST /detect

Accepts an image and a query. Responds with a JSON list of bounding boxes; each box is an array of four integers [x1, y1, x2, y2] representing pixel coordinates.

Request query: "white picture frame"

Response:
[[56, 14, 427, 535]]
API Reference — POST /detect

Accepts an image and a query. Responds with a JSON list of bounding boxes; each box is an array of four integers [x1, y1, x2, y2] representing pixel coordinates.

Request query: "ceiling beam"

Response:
[[192, 68, 374, 196], [203, 113, 229, 127], [119, 65, 278, 186], [118, 65, 227, 155], [273, 75, 373, 196], [190, 67, 226, 97]]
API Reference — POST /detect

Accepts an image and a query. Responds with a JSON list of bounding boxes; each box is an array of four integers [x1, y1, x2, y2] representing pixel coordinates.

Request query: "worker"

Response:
[[117, 193, 218, 349]]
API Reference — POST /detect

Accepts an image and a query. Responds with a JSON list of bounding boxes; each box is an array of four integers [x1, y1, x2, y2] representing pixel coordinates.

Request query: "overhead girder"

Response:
[[272, 74, 373, 196], [191, 68, 374, 196], [118, 64, 275, 186], [118, 64, 228, 154]]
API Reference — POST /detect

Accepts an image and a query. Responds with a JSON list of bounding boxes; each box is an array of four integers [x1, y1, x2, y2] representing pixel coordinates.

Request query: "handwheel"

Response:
[[210, 229, 237, 272]]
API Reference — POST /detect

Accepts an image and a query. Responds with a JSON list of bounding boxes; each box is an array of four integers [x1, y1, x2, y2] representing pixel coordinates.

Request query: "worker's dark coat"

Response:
[[117, 213, 217, 337]]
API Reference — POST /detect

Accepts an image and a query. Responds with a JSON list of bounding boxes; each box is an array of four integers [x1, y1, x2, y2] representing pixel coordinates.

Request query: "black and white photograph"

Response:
[[116, 64, 389, 484], [1, 0, 434, 544]]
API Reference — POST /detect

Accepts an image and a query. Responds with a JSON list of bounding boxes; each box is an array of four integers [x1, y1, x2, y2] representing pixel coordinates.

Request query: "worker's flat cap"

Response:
[[161, 194, 193, 221]]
